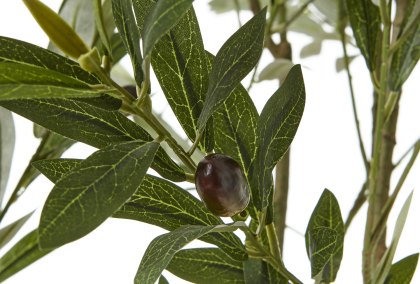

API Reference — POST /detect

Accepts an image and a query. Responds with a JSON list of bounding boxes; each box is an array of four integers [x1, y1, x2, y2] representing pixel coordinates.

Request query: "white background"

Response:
[[0, 0, 419, 283]]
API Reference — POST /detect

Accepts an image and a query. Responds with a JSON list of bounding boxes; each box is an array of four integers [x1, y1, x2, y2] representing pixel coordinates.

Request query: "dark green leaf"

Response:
[[32, 158, 82, 183], [0, 36, 100, 85], [250, 65, 305, 210], [111, 0, 143, 86], [344, 0, 381, 71], [0, 211, 33, 249], [243, 258, 287, 284], [132, 0, 155, 36], [0, 107, 14, 204], [135, 223, 243, 284], [305, 189, 344, 282], [114, 175, 246, 260], [167, 248, 244, 284], [108, 33, 127, 63], [197, 8, 266, 132], [142, 0, 193, 57], [38, 141, 159, 249], [0, 98, 185, 181], [158, 275, 169, 284], [0, 230, 53, 282], [152, 9, 214, 152], [385, 253, 419, 284]]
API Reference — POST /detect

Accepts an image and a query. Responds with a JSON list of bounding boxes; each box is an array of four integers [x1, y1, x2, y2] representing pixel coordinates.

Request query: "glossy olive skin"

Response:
[[195, 154, 250, 217]]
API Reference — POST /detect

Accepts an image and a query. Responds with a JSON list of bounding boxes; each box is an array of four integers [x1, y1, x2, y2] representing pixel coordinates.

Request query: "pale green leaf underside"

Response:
[[39, 141, 159, 249], [0, 107, 15, 203]]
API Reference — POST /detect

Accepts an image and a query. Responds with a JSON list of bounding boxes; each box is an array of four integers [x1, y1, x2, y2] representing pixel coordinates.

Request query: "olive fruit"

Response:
[[195, 153, 250, 217]]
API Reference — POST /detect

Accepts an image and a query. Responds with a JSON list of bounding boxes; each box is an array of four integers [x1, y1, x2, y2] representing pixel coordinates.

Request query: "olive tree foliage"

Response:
[[0, 0, 418, 283]]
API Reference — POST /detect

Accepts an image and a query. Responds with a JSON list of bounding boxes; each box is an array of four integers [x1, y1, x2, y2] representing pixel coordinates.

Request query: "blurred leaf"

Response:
[[0, 230, 53, 282], [197, 8, 266, 132], [32, 159, 82, 183], [135, 223, 244, 284], [0, 107, 14, 204], [114, 175, 246, 261], [385, 253, 419, 284], [0, 36, 100, 85], [142, 0, 193, 57], [151, 9, 214, 152], [209, 0, 249, 13], [111, 0, 143, 86], [373, 192, 414, 284], [335, 55, 357, 72], [23, 0, 89, 58], [0, 211, 33, 249], [300, 40, 322, 58], [257, 59, 294, 83], [288, 13, 338, 40], [344, 0, 381, 71], [0, 98, 185, 182], [312, 0, 339, 27], [167, 248, 244, 284], [39, 141, 159, 249], [243, 258, 287, 284], [250, 65, 305, 211], [305, 189, 344, 282]]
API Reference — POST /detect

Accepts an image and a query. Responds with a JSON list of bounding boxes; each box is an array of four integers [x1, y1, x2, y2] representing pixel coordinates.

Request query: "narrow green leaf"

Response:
[[344, 0, 381, 71], [0, 107, 14, 204], [0, 36, 100, 85], [23, 0, 89, 59], [0, 211, 33, 249], [142, 0, 193, 58], [305, 189, 344, 282], [243, 258, 287, 284], [385, 253, 419, 284], [151, 9, 214, 152], [114, 174, 246, 260], [197, 7, 266, 132], [251, 65, 305, 210], [111, 0, 144, 86], [32, 159, 82, 183], [135, 223, 242, 284], [0, 230, 53, 282], [0, 98, 185, 181], [132, 0, 155, 36], [38, 141, 159, 249], [167, 248, 244, 284], [373, 192, 414, 284]]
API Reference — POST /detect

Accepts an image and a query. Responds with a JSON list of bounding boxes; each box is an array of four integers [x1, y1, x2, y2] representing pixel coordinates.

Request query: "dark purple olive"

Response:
[[195, 153, 250, 217]]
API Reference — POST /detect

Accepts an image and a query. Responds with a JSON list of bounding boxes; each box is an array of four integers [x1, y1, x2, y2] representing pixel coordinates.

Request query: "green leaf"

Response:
[[373, 192, 414, 284], [158, 275, 169, 284], [243, 258, 287, 284], [344, 0, 381, 71], [32, 158, 82, 183], [114, 174, 246, 261], [142, 0, 193, 58], [250, 65, 305, 210], [23, 0, 89, 59], [389, 1, 420, 91], [151, 9, 214, 152], [0, 36, 100, 85], [135, 223, 243, 284], [300, 40, 322, 58], [385, 253, 419, 284], [0, 98, 185, 182], [132, 0, 155, 36], [197, 7, 266, 132], [0, 107, 14, 204], [0, 211, 33, 249], [0, 230, 53, 282], [335, 55, 357, 73], [305, 189, 344, 282], [167, 248, 244, 284], [111, 0, 144, 86], [38, 141, 159, 249], [257, 59, 294, 83]]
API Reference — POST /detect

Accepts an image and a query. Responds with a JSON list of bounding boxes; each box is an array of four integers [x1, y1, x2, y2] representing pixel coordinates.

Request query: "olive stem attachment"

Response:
[[188, 130, 203, 156]]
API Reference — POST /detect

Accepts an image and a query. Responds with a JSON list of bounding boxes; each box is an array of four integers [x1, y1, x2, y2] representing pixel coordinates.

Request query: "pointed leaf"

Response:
[[111, 0, 144, 86], [0, 211, 33, 249], [344, 0, 381, 71], [305, 189, 344, 281], [135, 223, 243, 284], [23, 0, 89, 58], [142, 0, 193, 57], [151, 9, 214, 152], [32, 159, 82, 183], [385, 253, 419, 284], [0, 98, 185, 181], [167, 248, 244, 284], [197, 8, 266, 132], [0, 107, 14, 204], [0, 230, 53, 282], [114, 175, 246, 260], [158, 275, 169, 284], [39, 141, 159, 249], [251, 65, 305, 210]]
